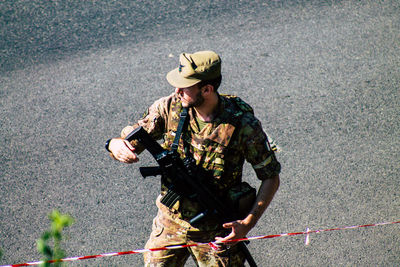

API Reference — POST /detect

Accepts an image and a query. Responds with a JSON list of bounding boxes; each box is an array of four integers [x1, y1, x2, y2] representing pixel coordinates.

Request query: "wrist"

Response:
[[242, 214, 257, 229]]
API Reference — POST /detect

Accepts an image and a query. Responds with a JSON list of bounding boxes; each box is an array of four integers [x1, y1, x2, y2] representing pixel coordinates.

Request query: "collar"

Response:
[[186, 94, 236, 147]]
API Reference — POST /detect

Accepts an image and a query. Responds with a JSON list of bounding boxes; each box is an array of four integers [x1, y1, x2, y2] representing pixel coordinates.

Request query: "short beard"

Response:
[[187, 90, 205, 108]]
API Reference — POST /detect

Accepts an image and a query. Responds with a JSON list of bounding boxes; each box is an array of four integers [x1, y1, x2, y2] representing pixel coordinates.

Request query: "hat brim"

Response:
[[166, 68, 201, 88]]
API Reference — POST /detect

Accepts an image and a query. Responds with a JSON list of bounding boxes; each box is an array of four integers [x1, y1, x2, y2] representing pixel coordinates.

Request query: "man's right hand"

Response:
[[108, 138, 139, 163]]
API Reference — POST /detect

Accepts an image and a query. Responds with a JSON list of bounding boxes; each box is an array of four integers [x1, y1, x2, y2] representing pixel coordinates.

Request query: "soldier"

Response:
[[106, 50, 281, 266]]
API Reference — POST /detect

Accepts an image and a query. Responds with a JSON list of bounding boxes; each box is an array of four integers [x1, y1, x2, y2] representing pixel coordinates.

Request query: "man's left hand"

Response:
[[215, 220, 253, 246]]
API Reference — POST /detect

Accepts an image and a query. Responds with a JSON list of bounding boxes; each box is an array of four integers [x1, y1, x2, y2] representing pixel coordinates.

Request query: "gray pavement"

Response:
[[1, 0, 399, 266]]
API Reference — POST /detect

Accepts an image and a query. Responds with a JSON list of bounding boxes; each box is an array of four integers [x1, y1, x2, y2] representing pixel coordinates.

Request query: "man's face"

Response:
[[175, 84, 205, 108]]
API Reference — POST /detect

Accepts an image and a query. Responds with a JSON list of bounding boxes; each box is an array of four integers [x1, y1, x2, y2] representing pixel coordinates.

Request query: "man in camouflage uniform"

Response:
[[106, 51, 281, 266]]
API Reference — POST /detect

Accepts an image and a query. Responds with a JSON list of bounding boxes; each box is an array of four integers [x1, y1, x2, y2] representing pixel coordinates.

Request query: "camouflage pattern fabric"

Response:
[[121, 92, 280, 265], [122, 93, 280, 181], [121, 92, 280, 224], [143, 195, 246, 267]]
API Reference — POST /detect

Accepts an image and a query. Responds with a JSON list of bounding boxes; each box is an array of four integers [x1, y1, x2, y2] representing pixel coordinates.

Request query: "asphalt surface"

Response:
[[1, 0, 399, 266]]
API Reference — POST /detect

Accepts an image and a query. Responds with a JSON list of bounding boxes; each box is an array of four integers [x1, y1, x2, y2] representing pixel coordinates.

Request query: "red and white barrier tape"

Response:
[[2, 220, 399, 267]]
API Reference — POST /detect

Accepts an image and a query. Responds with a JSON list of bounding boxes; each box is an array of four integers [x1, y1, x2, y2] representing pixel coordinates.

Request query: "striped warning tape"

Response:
[[2, 220, 399, 267]]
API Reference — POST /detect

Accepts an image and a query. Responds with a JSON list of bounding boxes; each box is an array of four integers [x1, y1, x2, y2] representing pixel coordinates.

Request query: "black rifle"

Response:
[[125, 126, 257, 267]]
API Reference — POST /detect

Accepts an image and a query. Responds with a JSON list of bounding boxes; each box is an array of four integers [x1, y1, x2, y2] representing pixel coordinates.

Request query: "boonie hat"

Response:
[[166, 50, 221, 88]]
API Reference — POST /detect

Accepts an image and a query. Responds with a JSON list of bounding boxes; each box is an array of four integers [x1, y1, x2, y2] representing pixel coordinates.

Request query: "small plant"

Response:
[[37, 210, 74, 266]]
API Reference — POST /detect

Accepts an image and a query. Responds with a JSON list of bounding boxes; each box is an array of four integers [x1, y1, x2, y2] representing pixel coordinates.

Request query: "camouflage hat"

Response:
[[166, 51, 221, 88]]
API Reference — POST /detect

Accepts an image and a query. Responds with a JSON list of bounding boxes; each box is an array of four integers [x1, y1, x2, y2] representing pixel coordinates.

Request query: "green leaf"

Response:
[[37, 209, 75, 266]]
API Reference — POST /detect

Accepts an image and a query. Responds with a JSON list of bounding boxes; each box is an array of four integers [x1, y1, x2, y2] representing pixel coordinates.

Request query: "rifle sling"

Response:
[[171, 107, 189, 152], [160, 107, 189, 208]]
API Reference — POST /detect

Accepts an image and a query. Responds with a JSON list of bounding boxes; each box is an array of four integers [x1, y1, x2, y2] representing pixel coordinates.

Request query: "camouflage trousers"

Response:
[[143, 195, 246, 267]]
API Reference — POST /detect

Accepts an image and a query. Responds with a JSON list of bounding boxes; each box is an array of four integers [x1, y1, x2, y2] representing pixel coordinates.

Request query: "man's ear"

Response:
[[201, 84, 214, 94]]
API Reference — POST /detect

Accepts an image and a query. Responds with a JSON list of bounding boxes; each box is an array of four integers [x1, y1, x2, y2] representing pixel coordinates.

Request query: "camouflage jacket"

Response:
[[121, 93, 280, 224]]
